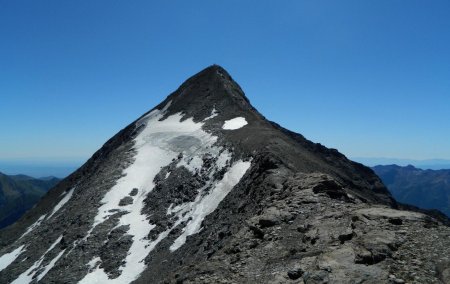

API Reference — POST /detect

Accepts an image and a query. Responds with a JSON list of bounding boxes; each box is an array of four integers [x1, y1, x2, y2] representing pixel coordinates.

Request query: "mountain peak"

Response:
[[154, 65, 252, 122], [181, 64, 239, 95], [1, 66, 448, 284], [196, 64, 231, 78]]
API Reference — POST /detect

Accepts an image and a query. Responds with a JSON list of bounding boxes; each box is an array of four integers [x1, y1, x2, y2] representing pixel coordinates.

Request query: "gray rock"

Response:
[[129, 188, 139, 196], [303, 270, 329, 284], [118, 196, 133, 206], [287, 268, 304, 280]]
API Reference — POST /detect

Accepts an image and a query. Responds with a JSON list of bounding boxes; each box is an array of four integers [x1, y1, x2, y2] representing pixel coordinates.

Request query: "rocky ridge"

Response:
[[162, 172, 450, 284]]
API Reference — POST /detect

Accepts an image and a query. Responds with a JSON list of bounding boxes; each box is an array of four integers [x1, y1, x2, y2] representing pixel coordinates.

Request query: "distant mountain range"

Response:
[[372, 165, 450, 217], [0, 161, 79, 178], [354, 157, 450, 170], [0, 172, 60, 228]]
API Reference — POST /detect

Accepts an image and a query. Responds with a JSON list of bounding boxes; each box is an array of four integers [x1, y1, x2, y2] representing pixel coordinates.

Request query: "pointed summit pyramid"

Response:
[[1, 66, 449, 283], [154, 65, 253, 117]]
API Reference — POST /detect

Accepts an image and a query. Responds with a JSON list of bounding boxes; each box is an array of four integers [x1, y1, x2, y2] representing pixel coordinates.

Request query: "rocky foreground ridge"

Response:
[[174, 172, 450, 283]]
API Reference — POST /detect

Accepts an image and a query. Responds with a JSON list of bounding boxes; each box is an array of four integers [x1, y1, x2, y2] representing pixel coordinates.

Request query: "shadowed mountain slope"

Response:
[[373, 164, 450, 217], [0, 172, 59, 229]]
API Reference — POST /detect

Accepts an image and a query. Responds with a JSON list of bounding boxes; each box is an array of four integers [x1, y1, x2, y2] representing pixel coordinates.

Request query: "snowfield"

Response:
[[79, 104, 252, 283]]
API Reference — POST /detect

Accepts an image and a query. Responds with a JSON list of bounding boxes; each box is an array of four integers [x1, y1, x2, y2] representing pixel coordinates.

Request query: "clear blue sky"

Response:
[[1, 0, 450, 166]]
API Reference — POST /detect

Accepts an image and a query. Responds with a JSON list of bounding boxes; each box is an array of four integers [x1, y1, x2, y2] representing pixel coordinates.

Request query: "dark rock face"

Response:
[[287, 268, 304, 280], [0, 65, 448, 284]]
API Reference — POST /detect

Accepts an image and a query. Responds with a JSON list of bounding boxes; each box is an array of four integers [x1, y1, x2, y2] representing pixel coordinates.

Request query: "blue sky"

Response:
[[1, 0, 450, 167]]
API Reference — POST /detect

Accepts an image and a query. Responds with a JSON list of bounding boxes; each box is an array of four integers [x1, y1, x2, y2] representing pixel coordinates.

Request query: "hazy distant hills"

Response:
[[0, 172, 60, 228], [0, 160, 79, 178], [354, 157, 450, 170], [373, 165, 450, 217]]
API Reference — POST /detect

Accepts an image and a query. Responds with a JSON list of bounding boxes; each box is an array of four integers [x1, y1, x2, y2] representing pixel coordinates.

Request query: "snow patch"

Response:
[[166, 203, 174, 215], [222, 117, 248, 130], [216, 150, 232, 169], [36, 249, 66, 282], [87, 256, 101, 270], [48, 188, 75, 219], [0, 245, 25, 272], [45, 236, 63, 255], [19, 214, 46, 239], [204, 107, 218, 121]]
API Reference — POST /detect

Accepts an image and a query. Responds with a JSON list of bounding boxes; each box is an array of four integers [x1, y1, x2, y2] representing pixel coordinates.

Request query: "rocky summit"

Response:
[[0, 65, 449, 284]]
